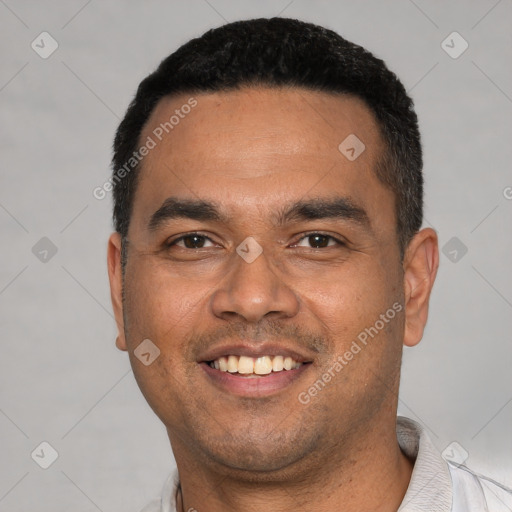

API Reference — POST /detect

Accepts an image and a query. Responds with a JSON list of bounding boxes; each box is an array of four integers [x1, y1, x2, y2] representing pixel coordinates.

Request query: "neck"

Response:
[[171, 417, 414, 512]]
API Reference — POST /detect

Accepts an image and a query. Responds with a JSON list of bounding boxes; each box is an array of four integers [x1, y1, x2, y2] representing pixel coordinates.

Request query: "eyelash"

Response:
[[166, 232, 346, 250]]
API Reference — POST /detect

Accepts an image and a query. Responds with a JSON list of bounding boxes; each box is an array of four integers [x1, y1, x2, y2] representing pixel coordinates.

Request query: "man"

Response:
[[106, 17, 511, 512]]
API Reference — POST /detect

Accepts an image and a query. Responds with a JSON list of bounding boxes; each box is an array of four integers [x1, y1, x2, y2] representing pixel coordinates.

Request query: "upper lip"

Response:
[[198, 343, 316, 363]]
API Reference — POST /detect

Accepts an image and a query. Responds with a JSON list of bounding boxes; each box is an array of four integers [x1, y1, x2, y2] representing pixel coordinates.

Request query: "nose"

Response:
[[210, 245, 300, 324]]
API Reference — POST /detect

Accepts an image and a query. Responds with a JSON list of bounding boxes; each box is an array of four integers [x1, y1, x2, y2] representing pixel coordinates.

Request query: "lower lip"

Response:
[[200, 363, 310, 397]]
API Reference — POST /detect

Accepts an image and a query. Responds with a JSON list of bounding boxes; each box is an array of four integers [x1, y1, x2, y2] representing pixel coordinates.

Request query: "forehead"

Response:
[[131, 87, 393, 235], [144, 86, 382, 163]]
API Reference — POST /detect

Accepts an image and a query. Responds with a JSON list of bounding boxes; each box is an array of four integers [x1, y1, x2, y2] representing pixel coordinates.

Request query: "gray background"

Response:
[[1, 0, 511, 510]]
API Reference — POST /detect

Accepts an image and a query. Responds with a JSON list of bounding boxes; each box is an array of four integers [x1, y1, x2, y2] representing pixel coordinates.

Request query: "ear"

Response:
[[402, 228, 439, 347], [107, 232, 127, 351]]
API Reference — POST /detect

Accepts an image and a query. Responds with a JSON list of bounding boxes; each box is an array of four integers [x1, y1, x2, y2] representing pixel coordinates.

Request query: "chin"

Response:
[[197, 428, 322, 481], [210, 452, 305, 481]]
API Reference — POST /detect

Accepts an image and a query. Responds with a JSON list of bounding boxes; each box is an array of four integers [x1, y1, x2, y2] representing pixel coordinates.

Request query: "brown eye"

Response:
[[168, 234, 215, 249], [295, 233, 343, 249]]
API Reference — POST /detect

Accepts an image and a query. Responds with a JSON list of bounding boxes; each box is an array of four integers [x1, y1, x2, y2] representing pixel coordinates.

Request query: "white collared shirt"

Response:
[[141, 416, 512, 511]]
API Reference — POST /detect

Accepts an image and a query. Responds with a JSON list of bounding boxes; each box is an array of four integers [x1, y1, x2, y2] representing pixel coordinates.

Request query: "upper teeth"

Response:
[[209, 355, 302, 375]]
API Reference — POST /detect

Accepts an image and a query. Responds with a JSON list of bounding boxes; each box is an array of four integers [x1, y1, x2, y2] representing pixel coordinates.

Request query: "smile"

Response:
[[201, 357, 312, 397], [207, 355, 303, 375]]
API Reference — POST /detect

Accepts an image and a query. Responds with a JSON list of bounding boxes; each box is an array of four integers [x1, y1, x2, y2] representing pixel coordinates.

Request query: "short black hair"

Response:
[[112, 17, 423, 261]]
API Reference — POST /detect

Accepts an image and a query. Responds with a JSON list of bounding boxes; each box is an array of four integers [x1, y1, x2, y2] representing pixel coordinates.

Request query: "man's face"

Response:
[[113, 88, 408, 475]]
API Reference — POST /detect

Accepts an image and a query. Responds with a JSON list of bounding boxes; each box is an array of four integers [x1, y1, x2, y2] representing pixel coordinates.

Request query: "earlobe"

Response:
[[115, 335, 126, 351], [107, 232, 128, 351], [402, 228, 439, 347]]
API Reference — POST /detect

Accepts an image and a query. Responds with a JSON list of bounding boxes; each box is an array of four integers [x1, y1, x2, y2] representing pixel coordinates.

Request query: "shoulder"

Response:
[[396, 416, 511, 512], [448, 462, 512, 512]]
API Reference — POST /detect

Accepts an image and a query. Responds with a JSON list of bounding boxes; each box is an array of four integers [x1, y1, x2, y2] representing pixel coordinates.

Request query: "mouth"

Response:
[[199, 349, 314, 397], [207, 354, 304, 376]]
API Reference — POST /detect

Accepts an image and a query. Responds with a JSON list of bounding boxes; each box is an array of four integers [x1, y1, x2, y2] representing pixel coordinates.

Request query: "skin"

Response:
[[107, 87, 439, 511]]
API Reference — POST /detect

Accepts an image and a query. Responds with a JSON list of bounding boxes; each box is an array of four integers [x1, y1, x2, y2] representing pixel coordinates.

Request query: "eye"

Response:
[[167, 233, 216, 249], [294, 233, 345, 249]]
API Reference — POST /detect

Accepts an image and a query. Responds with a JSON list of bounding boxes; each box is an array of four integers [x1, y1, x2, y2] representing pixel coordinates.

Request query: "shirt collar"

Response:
[[397, 415, 452, 511]]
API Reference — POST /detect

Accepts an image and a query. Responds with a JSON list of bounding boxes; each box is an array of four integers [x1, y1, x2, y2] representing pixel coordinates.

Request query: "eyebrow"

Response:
[[148, 196, 372, 233], [275, 197, 371, 231], [148, 197, 228, 231]]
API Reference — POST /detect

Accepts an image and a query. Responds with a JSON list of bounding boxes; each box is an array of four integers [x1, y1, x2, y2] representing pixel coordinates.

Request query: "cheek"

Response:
[[304, 258, 399, 339], [122, 261, 204, 422], [124, 257, 204, 344]]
